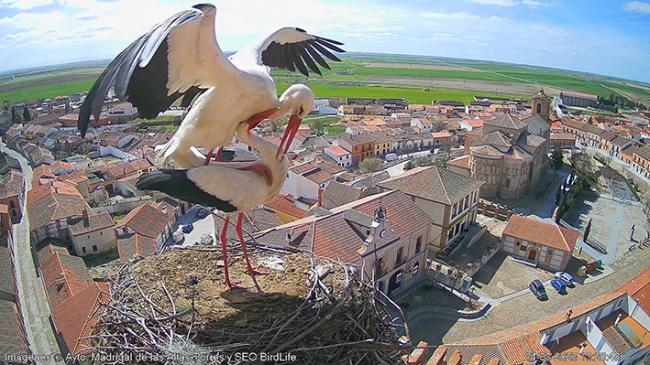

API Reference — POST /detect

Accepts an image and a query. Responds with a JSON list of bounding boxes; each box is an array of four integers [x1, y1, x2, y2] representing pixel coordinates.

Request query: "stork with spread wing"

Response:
[[78, 3, 344, 168]]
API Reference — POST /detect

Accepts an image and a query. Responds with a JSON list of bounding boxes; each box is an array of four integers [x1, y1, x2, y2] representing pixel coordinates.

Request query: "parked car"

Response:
[[385, 153, 397, 162], [195, 208, 209, 219], [550, 278, 567, 294], [182, 223, 194, 233], [529, 279, 548, 300], [554, 272, 574, 287]]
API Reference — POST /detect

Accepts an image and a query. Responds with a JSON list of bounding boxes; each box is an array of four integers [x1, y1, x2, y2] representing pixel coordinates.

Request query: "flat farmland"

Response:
[[2, 53, 649, 106]]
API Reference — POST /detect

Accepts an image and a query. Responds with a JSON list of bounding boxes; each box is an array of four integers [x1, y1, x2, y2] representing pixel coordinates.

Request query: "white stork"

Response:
[[78, 3, 344, 168], [135, 98, 309, 288]]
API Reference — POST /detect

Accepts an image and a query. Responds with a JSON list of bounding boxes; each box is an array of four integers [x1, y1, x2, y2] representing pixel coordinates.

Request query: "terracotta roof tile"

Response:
[[0, 170, 23, 200], [325, 145, 351, 157], [115, 203, 169, 238], [117, 234, 157, 261], [503, 215, 579, 252], [486, 113, 526, 130], [264, 195, 306, 218], [378, 166, 483, 205], [322, 181, 363, 209], [27, 181, 89, 231], [38, 245, 92, 306], [68, 211, 115, 236], [51, 281, 109, 355]]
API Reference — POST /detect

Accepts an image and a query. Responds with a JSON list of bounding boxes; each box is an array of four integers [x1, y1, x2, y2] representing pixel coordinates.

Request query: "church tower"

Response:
[[531, 88, 551, 121]]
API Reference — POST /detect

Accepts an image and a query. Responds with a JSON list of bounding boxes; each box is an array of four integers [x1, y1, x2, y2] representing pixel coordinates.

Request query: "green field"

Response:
[[2, 53, 649, 106]]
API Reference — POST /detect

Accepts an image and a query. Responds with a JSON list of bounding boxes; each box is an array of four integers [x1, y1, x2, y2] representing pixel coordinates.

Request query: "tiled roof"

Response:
[[502, 215, 579, 252], [322, 181, 363, 209], [0, 170, 23, 200], [562, 119, 603, 135], [257, 190, 432, 265], [213, 207, 283, 243], [522, 114, 550, 135], [550, 133, 576, 140], [68, 211, 115, 236], [611, 136, 632, 147], [115, 203, 168, 238], [485, 113, 526, 130], [619, 268, 650, 314], [599, 131, 617, 141], [525, 134, 546, 147], [51, 281, 109, 355], [470, 145, 505, 158], [480, 131, 512, 151], [0, 246, 14, 296], [38, 244, 93, 307], [264, 195, 306, 218], [431, 130, 452, 138], [378, 166, 483, 205], [325, 145, 351, 157], [634, 145, 650, 161], [27, 182, 89, 231], [0, 300, 29, 358], [447, 155, 470, 170], [117, 234, 157, 261], [562, 90, 598, 100]]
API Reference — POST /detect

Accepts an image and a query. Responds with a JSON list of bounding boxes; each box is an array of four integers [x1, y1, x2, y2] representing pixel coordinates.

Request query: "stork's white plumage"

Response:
[[135, 110, 299, 288], [78, 3, 344, 168]]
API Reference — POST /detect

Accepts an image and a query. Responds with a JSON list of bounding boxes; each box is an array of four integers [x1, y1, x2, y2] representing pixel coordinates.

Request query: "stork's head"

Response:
[[277, 84, 315, 157]]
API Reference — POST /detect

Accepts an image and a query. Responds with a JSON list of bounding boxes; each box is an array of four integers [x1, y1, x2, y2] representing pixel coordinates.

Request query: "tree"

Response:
[[584, 218, 592, 242], [551, 148, 563, 171], [359, 157, 383, 187], [22, 106, 31, 122]]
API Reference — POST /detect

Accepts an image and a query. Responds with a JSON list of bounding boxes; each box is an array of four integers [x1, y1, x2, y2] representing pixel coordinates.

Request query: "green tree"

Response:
[[551, 148, 563, 171], [360, 157, 384, 187], [22, 107, 31, 122]]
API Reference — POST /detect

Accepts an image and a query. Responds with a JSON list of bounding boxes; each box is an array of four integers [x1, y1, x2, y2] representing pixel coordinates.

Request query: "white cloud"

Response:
[[467, 0, 547, 7], [0, 0, 53, 9], [467, 0, 518, 6], [624, 1, 650, 14]]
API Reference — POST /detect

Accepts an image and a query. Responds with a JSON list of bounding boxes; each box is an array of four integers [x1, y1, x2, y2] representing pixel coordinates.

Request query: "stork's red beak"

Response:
[[277, 114, 301, 158], [246, 107, 280, 131]]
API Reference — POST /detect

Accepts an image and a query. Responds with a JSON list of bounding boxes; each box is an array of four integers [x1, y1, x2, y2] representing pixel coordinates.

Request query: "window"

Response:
[[82, 247, 86, 254], [92, 245, 98, 252], [415, 236, 422, 253], [100, 232, 102, 236], [395, 247, 404, 267]]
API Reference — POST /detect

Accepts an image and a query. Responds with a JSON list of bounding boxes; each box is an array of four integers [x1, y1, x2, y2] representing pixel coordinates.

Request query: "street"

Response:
[[409, 240, 650, 346], [171, 205, 217, 247], [1, 141, 63, 364]]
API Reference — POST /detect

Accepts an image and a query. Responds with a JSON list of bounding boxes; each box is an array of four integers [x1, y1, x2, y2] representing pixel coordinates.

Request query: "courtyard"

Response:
[[472, 251, 554, 299], [563, 163, 648, 264]]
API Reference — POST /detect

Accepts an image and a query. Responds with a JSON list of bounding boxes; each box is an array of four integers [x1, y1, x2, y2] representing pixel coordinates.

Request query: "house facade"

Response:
[[256, 190, 433, 296], [378, 166, 483, 252], [67, 210, 116, 256], [501, 214, 579, 271], [324, 145, 352, 168]]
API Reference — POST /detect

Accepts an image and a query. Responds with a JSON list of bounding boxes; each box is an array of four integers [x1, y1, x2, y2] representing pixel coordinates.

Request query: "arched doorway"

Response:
[[388, 270, 403, 295], [528, 249, 537, 261]]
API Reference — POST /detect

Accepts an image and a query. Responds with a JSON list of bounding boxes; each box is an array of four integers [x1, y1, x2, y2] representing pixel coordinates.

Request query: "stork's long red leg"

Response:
[[236, 213, 267, 277], [204, 149, 214, 166], [213, 148, 223, 162], [220, 216, 240, 289]]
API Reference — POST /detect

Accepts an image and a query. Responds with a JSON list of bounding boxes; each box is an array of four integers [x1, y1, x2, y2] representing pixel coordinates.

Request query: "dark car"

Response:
[[182, 223, 194, 234], [195, 208, 209, 219], [529, 279, 548, 300], [550, 278, 567, 294]]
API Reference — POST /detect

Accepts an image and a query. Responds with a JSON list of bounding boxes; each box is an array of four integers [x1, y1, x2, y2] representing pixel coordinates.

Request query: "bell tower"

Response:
[[532, 88, 551, 121]]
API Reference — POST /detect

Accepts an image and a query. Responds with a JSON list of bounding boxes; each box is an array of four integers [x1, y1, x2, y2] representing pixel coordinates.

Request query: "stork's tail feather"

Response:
[[136, 170, 237, 212]]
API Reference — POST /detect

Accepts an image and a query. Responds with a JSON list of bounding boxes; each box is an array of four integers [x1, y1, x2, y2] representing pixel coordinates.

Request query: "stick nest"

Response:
[[90, 245, 410, 364]]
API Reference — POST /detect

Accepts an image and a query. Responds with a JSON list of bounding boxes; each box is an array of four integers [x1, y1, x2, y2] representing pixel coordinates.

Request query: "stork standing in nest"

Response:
[[78, 3, 344, 168], [136, 86, 313, 288]]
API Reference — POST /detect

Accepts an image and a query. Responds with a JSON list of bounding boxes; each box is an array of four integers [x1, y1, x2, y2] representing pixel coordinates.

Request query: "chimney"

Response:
[[317, 187, 324, 207], [82, 209, 90, 228]]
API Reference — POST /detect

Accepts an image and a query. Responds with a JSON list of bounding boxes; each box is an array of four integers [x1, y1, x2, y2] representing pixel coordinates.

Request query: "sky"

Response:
[[0, 0, 649, 82]]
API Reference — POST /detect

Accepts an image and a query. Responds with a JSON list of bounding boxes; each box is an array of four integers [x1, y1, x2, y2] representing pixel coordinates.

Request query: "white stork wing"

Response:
[[233, 27, 345, 77], [78, 4, 234, 137]]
